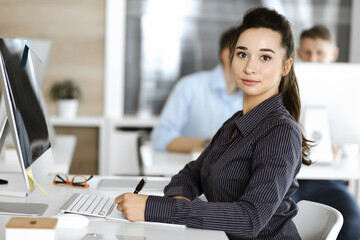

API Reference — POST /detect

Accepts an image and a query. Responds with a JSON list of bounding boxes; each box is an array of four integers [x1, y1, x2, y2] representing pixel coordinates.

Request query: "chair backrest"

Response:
[[293, 200, 344, 240]]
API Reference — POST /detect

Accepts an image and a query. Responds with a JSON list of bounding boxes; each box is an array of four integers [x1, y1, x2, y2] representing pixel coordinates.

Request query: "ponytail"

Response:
[[280, 67, 312, 165]]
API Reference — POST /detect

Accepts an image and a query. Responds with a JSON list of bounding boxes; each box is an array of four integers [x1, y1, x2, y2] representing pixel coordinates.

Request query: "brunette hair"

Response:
[[300, 25, 335, 45], [229, 7, 312, 165], [219, 27, 237, 60]]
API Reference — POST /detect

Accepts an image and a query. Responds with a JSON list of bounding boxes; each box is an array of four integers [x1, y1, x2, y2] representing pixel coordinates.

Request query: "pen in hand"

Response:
[[134, 177, 147, 194]]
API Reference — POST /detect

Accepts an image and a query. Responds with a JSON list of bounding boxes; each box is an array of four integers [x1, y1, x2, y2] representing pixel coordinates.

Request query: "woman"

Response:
[[116, 7, 312, 239]]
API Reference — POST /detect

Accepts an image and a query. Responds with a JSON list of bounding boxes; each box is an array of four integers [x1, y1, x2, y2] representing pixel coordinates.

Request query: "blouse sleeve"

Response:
[[161, 120, 227, 200], [145, 123, 301, 239], [162, 141, 212, 200]]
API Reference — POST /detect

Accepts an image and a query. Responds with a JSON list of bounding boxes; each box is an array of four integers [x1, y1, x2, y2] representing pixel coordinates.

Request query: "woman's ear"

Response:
[[221, 48, 230, 65], [332, 47, 339, 62], [283, 58, 293, 76]]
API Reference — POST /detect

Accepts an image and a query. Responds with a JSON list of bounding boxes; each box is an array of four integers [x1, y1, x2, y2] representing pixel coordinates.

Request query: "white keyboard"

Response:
[[59, 193, 115, 217]]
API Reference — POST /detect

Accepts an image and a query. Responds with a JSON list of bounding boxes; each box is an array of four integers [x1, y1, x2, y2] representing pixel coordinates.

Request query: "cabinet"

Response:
[[50, 115, 158, 176], [50, 116, 106, 174], [104, 117, 158, 176]]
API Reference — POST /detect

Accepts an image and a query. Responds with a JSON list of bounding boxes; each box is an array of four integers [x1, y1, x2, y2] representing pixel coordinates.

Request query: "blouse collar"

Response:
[[235, 94, 285, 137]]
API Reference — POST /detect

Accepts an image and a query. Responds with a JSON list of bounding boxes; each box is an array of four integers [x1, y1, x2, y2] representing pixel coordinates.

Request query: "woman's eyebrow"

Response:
[[236, 46, 247, 50], [260, 48, 275, 54], [236, 46, 276, 54]]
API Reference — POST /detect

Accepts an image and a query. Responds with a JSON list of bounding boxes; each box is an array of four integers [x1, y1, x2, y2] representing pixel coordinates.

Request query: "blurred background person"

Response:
[[294, 24, 360, 240], [151, 27, 243, 152], [297, 25, 338, 63]]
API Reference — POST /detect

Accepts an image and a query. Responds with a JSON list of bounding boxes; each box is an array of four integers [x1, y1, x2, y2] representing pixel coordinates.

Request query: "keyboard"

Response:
[[59, 193, 116, 217], [60, 193, 187, 229]]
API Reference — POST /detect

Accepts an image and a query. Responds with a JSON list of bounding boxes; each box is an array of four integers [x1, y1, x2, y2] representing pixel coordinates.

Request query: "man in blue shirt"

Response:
[[294, 25, 360, 240], [151, 27, 243, 152]]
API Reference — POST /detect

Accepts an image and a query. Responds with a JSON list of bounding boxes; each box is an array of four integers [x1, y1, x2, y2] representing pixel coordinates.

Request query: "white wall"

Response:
[[350, 0, 360, 62], [104, 0, 126, 118]]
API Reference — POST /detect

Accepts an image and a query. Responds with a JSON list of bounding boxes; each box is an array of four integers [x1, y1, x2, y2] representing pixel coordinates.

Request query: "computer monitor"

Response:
[[296, 62, 360, 161], [15, 38, 56, 145], [0, 38, 54, 199], [0, 38, 56, 164], [22, 38, 52, 89]]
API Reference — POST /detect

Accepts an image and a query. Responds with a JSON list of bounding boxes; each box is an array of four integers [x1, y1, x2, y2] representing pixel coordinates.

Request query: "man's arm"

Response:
[[166, 137, 210, 153], [151, 79, 192, 150]]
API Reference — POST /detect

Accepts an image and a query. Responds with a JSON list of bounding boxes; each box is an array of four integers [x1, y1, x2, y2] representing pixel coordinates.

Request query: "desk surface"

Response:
[[0, 174, 227, 240]]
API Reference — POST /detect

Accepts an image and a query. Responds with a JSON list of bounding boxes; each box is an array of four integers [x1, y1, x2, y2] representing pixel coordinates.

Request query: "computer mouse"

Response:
[[55, 214, 89, 229]]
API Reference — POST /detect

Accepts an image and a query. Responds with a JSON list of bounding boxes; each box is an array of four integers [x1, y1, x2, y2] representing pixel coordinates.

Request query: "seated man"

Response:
[[297, 25, 338, 62], [294, 25, 360, 240], [151, 27, 242, 152]]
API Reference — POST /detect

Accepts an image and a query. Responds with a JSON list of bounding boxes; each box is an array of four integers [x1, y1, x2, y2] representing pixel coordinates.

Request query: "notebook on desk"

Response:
[[59, 192, 186, 229]]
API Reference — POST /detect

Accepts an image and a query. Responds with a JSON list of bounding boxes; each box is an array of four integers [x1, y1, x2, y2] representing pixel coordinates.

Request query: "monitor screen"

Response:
[[296, 62, 360, 146], [0, 39, 51, 169]]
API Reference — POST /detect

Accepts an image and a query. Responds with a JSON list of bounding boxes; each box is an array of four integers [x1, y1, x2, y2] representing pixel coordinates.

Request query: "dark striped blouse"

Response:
[[145, 94, 302, 240]]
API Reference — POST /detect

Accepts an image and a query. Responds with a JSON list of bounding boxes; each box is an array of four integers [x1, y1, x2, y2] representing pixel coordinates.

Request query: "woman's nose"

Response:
[[243, 57, 257, 75]]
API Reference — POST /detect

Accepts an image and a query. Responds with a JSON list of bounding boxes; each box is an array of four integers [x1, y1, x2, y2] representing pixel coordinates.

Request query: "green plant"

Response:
[[50, 79, 82, 100]]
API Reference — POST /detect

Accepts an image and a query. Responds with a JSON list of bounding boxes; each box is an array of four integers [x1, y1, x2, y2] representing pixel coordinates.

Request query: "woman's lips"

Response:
[[242, 79, 260, 86]]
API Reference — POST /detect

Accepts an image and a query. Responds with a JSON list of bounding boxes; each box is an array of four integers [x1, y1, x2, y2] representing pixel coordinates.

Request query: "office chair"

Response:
[[136, 129, 152, 176], [293, 200, 343, 240]]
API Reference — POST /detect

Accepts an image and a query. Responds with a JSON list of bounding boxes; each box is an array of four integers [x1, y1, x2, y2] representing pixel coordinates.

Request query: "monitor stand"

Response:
[[0, 173, 48, 216], [0, 118, 29, 197], [0, 172, 29, 198], [0, 118, 48, 215]]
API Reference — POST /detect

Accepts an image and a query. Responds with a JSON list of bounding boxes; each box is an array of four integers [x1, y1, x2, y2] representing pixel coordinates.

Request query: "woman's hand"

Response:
[[115, 193, 149, 221]]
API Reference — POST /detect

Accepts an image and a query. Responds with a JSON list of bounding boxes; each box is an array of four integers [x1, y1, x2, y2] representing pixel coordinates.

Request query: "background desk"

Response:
[[0, 174, 227, 240], [0, 134, 76, 175]]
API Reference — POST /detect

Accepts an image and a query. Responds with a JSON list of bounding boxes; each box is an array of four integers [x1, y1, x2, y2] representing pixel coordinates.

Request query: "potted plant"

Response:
[[50, 79, 82, 118]]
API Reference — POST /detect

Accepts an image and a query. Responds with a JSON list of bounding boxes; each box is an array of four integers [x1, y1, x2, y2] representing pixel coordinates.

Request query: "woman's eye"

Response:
[[261, 55, 271, 61], [238, 52, 247, 58]]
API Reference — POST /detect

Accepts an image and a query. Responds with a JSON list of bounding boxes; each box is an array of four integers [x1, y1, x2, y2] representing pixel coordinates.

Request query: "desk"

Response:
[[0, 174, 227, 240], [141, 143, 192, 176]]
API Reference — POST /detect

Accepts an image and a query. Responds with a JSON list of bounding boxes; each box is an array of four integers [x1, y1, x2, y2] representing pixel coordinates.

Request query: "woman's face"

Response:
[[231, 27, 292, 101]]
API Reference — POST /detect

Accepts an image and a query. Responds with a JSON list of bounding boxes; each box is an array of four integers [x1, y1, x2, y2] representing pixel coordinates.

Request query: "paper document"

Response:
[[82, 233, 145, 240], [106, 207, 186, 229]]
